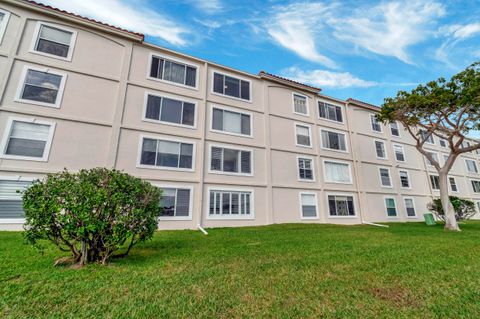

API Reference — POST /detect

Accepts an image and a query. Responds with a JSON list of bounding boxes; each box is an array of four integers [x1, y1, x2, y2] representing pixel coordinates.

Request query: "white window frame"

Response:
[[299, 192, 319, 220], [207, 187, 255, 220], [0, 117, 56, 162], [393, 144, 406, 162], [142, 91, 198, 129], [15, 65, 67, 108], [208, 143, 254, 177], [317, 100, 344, 124], [154, 184, 194, 221], [0, 175, 36, 224], [384, 196, 398, 218], [374, 139, 388, 160], [425, 151, 439, 167], [448, 176, 459, 193], [210, 69, 252, 103], [398, 170, 411, 189], [29, 21, 77, 61], [471, 179, 480, 193], [294, 122, 312, 148], [403, 197, 417, 218], [146, 52, 200, 91], [297, 156, 315, 182], [370, 114, 382, 133], [464, 158, 478, 174], [325, 192, 357, 218], [430, 174, 440, 191], [292, 92, 309, 116], [390, 121, 401, 137], [378, 167, 393, 188], [319, 127, 349, 153], [419, 130, 435, 144], [136, 134, 196, 172], [209, 104, 253, 138], [322, 159, 353, 184], [0, 9, 11, 45]]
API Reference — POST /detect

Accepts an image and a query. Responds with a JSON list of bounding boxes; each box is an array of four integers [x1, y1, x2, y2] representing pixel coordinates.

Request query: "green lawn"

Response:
[[1, 222, 480, 318]]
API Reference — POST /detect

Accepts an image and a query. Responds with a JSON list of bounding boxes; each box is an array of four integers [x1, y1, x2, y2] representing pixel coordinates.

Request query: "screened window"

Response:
[[385, 198, 397, 217], [19, 68, 64, 106], [295, 124, 311, 147], [399, 171, 410, 188], [390, 122, 400, 136], [298, 158, 314, 181], [472, 180, 480, 193], [370, 114, 381, 132], [293, 94, 308, 115], [375, 140, 387, 159], [210, 146, 252, 174], [404, 198, 416, 217], [318, 102, 343, 122], [393, 144, 405, 161], [419, 130, 434, 144], [212, 107, 251, 136], [209, 190, 252, 217], [0, 179, 32, 219], [328, 195, 355, 216], [425, 152, 439, 166], [321, 130, 347, 151], [33, 23, 75, 59], [300, 193, 317, 218], [449, 177, 458, 192], [149, 56, 197, 88], [465, 159, 478, 173], [159, 188, 191, 218], [2, 120, 53, 160], [213, 72, 250, 101], [379, 168, 392, 187], [430, 175, 440, 190], [324, 161, 351, 183], [140, 138, 194, 169], [145, 94, 195, 127]]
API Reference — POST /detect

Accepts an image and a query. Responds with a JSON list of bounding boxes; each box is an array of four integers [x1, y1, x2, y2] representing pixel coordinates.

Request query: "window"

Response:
[[210, 146, 252, 175], [443, 154, 449, 164], [295, 124, 311, 147], [0, 118, 55, 161], [149, 55, 197, 88], [390, 122, 400, 136], [293, 94, 308, 115], [375, 140, 387, 159], [16, 67, 66, 108], [399, 170, 410, 188], [0, 9, 11, 44], [328, 195, 355, 216], [404, 198, 416, 217], [212, 106, 251, 136], [476, 149, 480, 155], [321, 129, 347, 151], [393, 144, 405, 161], [430, 175, 440, 190], [158, 187, 192, 219], [419, 130, 434, 144], [213, 72, 250, 101], [465, 159, 478, 173], [144, 93, 196, 127], [139, 137, 194, 170], [209, 189, 253, 219], [31, 22, 77, 60], [449, 177, 458, 192], [385, 198, 397, 217], [425, 152, 439, 166], [298, 157, 314, 181], [318, 101, 343, 123], [462, 141, 471, 149], [379, 168, 392, 187], [0, 179, 32, 220], [300, 193, 318, 219], [472, 180, 480, 193], [439, 138, 447, 148], [324, 160, 352, 184], [370, 114, 382, 132], [476, 201, 480, 214]]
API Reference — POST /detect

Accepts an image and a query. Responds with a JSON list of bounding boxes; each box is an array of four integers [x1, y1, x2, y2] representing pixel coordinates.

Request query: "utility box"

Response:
[[423, 213, 436, 225]]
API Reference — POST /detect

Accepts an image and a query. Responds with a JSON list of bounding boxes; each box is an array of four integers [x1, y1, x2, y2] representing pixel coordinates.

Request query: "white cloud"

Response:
[[39, 0, 190, 46], [442, 23, 480, 40], [281, 67, 377, 88], [435, 23, 480, 68], [187, 0, 222, 13]]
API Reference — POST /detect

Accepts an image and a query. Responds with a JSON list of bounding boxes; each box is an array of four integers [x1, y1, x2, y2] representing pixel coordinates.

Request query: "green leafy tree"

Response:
[[378, 62, 480, 231], [23, 168, 162, 266], [427, 196, 477, 222]]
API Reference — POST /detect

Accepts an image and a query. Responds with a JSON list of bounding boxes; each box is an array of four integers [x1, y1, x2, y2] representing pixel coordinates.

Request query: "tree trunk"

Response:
[[438, 172, 460, 231], [79, 240, 88, 266]]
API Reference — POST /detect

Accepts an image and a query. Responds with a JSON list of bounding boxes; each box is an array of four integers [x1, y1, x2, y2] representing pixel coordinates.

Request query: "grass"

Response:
[[1, 222, 480, 318]]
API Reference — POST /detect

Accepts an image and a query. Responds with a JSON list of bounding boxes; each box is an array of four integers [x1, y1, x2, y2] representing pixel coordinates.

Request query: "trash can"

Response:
[[423, 213, 436, 225]]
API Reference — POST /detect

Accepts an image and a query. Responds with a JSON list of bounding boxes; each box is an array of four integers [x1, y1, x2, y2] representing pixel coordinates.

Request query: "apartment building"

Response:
[[1, 0, 479, 230]]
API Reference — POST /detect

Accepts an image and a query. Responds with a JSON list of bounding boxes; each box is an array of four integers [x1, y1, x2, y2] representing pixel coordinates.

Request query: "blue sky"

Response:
[[41, 0, 480, 138]]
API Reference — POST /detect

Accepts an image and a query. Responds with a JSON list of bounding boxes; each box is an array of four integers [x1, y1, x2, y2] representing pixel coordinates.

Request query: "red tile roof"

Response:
[[346, 98, 380, 109], [22, 0, 144, 40], [258, 71, 321, 93]]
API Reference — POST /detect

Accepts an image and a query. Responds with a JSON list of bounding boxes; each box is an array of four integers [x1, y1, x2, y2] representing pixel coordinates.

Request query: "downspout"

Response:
[[197, 61, 209, 235]]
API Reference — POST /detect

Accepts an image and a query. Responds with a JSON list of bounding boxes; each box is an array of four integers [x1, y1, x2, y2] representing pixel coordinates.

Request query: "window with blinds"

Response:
[[212, 107, 251, 136], [33, 23, 76, 59], [159, 187, 191, 218], [465, 159, 478, 173], [385, 198, 397, 217], [324, 161, 351, 184], [375, 140, 387, 159], [295, 124, 311, 147], [390, 122, 400, 136], [404, 198, 416, 217], [149, 55, 197, 88], [210, 146, 252, 174], [0, 179, 32, 219], [370, 114, 382, 132], [145, 94, 195, 127], [399, 171, 410, 188], [2, 120, 53, 160], [300, 193, 317, 218], [140, 137, 194, 169], [379, 168, 392, 187], [209, 190, 252, 217], [293, 94, 308, 115], [321, 130, 347, 151], [393, 144, 405, 161]]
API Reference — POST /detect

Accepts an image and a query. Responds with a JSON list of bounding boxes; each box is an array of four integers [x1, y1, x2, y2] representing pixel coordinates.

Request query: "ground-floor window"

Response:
[[328, 195, 355, 216], [300, 193, 318, 219], [209, 189, 252, 218], [0, 179, 32, 219], [404, 198, 416, 217], [385, 198, 397, 217], [158, 187, 192, 219]]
